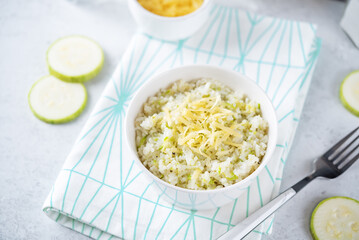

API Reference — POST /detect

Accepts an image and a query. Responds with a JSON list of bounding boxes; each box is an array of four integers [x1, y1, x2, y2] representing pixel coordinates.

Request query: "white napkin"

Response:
[[341, 0, 359, 48], [43, 5, 321, 240]]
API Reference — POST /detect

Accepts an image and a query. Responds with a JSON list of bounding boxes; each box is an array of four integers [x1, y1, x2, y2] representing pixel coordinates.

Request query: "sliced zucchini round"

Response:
[[28, 75, 87, 124], [340, 70, 359, 117], [47, 35, 104, 83], [310, 196, 359, 240]]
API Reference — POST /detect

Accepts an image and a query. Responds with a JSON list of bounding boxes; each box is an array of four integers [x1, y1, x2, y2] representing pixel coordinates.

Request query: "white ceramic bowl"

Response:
[[128, 0, 213, 40], [125, 65, 278, 210]]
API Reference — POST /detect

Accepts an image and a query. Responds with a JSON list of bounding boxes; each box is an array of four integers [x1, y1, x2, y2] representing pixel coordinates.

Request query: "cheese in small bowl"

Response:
[[137, 0, 204, 17], [128, 0, 212, 40]]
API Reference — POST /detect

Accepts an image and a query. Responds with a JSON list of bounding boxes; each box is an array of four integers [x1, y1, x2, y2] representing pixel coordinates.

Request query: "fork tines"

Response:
[[323, 126, 359, 171]]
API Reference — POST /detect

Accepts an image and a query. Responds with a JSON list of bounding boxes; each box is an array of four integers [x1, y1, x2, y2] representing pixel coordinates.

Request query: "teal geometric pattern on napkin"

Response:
[[43, 5, 321, 240]]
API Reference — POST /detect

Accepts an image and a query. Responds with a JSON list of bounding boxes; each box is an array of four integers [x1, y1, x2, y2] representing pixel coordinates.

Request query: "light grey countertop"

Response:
[[0, 0, 358, 239]]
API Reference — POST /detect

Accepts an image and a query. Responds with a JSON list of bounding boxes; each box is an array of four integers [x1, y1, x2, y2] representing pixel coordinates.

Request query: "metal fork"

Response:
[[218, 126, 359, 240]]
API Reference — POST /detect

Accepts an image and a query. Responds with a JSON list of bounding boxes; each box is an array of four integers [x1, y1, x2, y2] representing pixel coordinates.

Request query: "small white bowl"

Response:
[[125, 65, 278, 210], [128, 0, 213, 40]]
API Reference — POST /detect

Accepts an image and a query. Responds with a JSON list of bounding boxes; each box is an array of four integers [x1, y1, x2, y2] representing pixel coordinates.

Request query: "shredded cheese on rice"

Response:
[[135, 79, 268, 190]]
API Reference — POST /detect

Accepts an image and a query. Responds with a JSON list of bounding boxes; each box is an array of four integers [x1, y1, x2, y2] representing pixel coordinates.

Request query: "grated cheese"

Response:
[[137, 0, 204, 17], [165, 88, 245, 160]]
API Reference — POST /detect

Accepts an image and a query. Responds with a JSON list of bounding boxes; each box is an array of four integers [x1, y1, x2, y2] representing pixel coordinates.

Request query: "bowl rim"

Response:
[[125, 64, 278, 194], [129, 0, 213, 22]]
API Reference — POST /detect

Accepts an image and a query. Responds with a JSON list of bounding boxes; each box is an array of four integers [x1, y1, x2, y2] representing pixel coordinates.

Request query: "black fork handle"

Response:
[[292, 174, 317, 192]]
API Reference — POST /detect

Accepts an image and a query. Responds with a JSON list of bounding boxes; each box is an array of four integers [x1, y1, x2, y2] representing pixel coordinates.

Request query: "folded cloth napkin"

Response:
[[341, 0, 359, 48], [43, 5, 321, 240]]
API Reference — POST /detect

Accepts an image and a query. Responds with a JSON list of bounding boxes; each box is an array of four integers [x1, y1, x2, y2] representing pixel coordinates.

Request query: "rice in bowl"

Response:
[[135, 78, 268, 190]]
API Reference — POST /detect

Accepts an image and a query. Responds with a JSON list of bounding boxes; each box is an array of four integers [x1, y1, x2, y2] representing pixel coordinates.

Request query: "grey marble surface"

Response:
[[0, 0, 358, 239]]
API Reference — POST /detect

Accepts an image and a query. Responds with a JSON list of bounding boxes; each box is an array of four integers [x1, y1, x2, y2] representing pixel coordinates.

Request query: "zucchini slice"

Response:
[[47, 35, 104, 83], [28, 75, 87, 124], [310, 196, 359, 240], [340, 70, 359, 117]]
